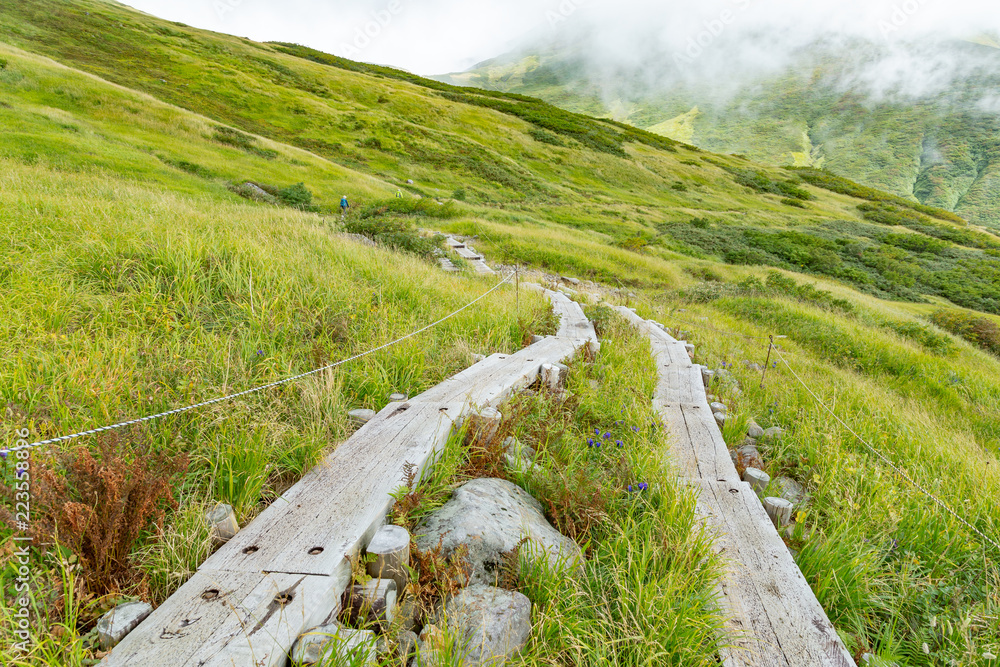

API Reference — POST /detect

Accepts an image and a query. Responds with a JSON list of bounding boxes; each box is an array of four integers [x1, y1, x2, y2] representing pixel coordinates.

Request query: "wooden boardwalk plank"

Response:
[[693, 480, 855, 667], [615, 305, 854, 667], [200, 401, 463, 577], [661, 403, 740, 483], [547, 290, 599, 343], [101, 570, 340, 667], [105, 290, 596, 666]]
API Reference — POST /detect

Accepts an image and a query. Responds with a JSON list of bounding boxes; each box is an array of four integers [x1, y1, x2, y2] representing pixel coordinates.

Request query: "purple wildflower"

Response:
[[603, 432, 611, 439], [594, 427, 600, 435], [638, 482, 648, 491], [587, 438, 594, 448], [631, 425, 639, 432], [616, 440, 623, 447], [0, 449, 7, 459]]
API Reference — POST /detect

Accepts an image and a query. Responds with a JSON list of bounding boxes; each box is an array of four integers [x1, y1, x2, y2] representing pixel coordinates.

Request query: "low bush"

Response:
[[343, 216, 445, 260], [358, 197, 462, 220], [930, 310, 1000, 357], [211, 126, 278, 160], [0, 430, 188, 597]]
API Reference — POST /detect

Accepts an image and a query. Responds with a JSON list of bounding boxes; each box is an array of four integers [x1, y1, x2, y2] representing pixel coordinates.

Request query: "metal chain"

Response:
[[7, 272, 515, 454]]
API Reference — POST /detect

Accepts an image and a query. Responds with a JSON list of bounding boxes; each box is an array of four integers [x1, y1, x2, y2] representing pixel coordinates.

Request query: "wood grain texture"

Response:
[[101, 569, 341, 666], [693, 480, 855, 667]]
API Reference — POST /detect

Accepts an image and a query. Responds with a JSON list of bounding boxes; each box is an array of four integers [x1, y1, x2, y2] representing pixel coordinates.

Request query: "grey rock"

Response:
[[396, 629, 419, 662], [406, 179, 414, 184], [395, 595, 421, 634], [763, 426, 785, 441], [471, 353, 486, 363], [746, 420, 765, 439], [774, 476, 805, 505], [389, 393, 408, 402], [415, 478, 581, 586], [502, 437, 536, 460], [713, 411, 726, 427], [735, 443, 762, 466], [710, 402, 727, 414], [292, 623, 376, 665], [440, 585, 532, 666], [97, 601, 152, 650], [349, 408, 377, 425], [530, 335, 544, 344], [561, 276, 580, 285]]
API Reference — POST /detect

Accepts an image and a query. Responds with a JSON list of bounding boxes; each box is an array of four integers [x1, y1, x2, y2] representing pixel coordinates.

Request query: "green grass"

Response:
[[0, 3, 999, 665], [387, 314, 725, 666]]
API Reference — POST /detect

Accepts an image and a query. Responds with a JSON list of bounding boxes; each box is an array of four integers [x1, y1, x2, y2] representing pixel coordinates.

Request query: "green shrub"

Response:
[[792, 168, 966, 224], [528, 127, 566, 146], [726, 167, 814, 201], [211, 126, 278, 160], [781, 198, 807, 208], [343, 216, 444, 259], [930, 310, 1000, 357], [359, 197, 462, 220], [276, 182, 314, 210]]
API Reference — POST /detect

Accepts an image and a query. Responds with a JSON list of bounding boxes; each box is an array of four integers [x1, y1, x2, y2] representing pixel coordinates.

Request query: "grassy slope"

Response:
[[439, 46, 1000, 229], [0, 1, 997, 664]]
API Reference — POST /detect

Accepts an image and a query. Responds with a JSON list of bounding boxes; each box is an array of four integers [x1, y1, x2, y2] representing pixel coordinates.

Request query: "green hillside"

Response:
[[0, 1, 999, 665], [438, 40, 1000, 229]]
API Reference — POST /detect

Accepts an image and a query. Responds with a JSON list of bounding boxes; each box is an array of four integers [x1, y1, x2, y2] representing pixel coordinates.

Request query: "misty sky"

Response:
[[122, 0, 1000, 75]]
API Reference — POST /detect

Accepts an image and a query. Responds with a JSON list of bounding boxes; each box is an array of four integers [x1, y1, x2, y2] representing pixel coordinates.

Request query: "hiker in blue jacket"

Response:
[[340, 195, 350, 219]]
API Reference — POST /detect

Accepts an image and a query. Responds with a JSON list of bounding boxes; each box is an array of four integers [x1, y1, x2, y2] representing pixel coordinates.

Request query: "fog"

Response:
[[124, 0, 1000, 102]]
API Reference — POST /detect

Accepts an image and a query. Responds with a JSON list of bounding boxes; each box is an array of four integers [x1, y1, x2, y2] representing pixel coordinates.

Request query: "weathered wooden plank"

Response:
[[692, 480, 855, 667], [201, 401, 462, 577], [455, 247, 483, 261], [102, 570, 340, 667], [414, 337, 580, 407], [660, 403, 740, 483], [548, 290, 599, 343]]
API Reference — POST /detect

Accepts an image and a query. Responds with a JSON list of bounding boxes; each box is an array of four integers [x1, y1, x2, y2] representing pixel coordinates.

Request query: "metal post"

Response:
[[516, 265, 520, 322], [760, 335, 774, 389]]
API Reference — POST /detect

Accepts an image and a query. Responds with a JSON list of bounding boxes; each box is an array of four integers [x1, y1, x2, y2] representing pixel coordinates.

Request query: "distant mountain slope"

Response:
[[2, 0, 999, 316], [436, 39, 1000, 229]]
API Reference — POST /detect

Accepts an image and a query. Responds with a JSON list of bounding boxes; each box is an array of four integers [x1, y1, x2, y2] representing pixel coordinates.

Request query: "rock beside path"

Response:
[[415, 478, 581, 586]]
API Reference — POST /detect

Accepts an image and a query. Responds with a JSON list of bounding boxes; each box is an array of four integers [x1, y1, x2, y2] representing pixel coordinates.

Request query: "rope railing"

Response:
[[6, 272, 515, 454]]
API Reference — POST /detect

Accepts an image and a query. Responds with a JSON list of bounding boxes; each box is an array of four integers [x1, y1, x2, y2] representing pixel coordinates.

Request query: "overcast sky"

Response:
[[122, 0, 1000, 76]]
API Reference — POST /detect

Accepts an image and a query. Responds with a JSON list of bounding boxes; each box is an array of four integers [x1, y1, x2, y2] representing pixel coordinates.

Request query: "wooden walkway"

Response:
[[102, 289, 596, 666], [445, 237, 494, 275], [615, 307, 854, 667]]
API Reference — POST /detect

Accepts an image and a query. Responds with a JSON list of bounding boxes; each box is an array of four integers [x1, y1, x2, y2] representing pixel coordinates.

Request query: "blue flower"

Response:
[[616, 440, 623, 447], [631, 425, 639, 432], [594, 427, 600, 435], [16, 469, 25, 478], [257, 350, 264, 357], [616, 420, 623, 425], [587, 438, 594, 447], [628, 484, 634, 492], [772, 361, 777, 368], [0, 449, 7, 459], [603, 432, 611, 439], [595, 442, 602, 448], [638, 482, 648, 491]]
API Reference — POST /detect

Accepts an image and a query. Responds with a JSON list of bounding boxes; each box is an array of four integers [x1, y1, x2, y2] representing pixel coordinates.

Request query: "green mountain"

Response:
[[436, 38, 1000, 229], [1, 2, 999, 664]]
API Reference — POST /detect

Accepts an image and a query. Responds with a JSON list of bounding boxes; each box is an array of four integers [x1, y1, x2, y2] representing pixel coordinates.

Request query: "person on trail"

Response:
[[340, 195, 349, 219], [396, 189, 403, 199]]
